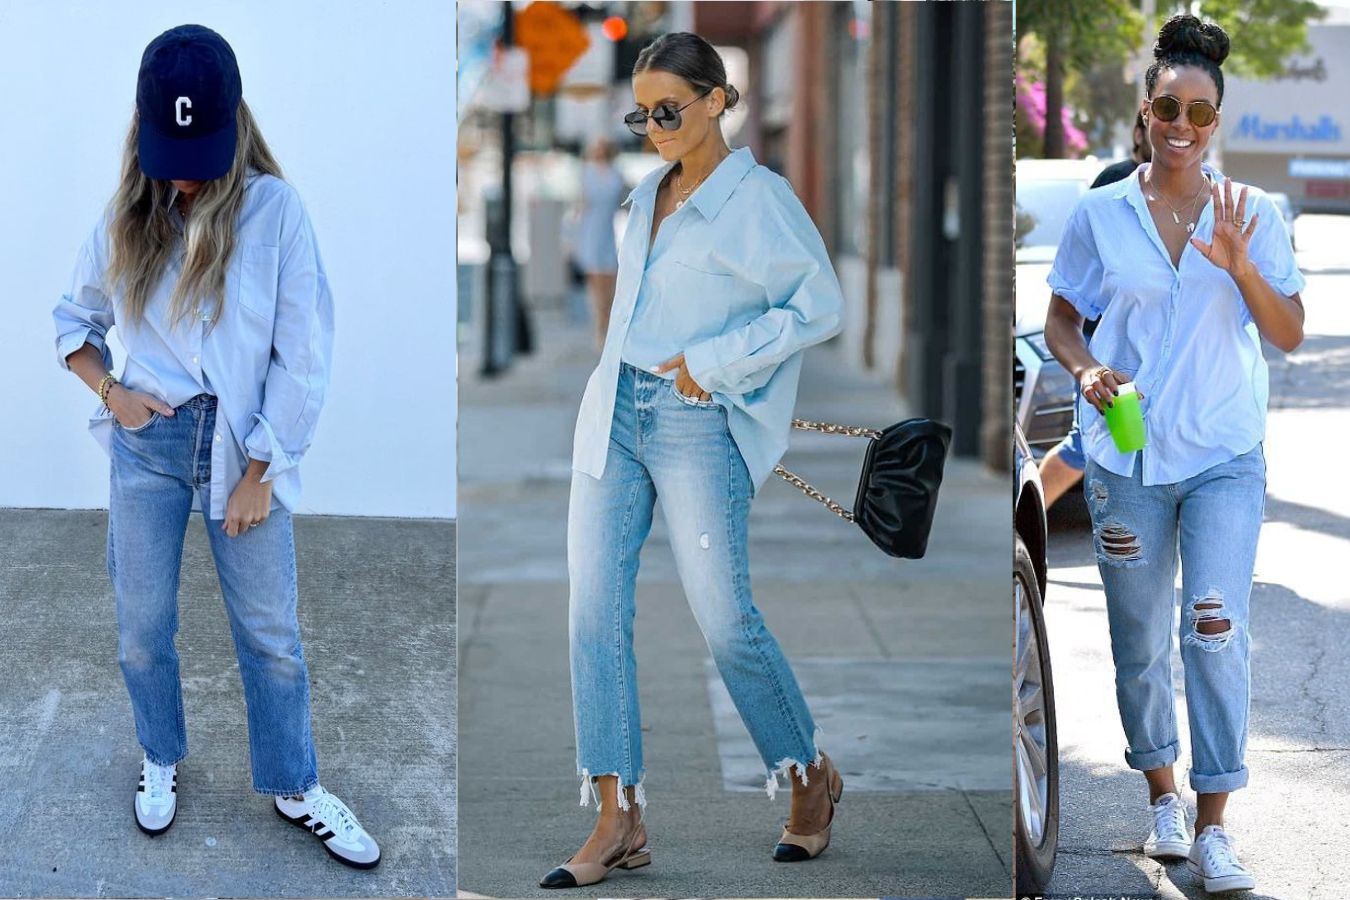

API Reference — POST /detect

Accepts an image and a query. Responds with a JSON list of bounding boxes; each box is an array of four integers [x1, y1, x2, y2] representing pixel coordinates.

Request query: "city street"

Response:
[[1042, 215, 1350, 899], [455, 307, 1012, 898], [0, 513, 456, 898]]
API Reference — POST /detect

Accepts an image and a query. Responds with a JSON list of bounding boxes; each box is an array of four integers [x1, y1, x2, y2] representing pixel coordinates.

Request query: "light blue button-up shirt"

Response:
[[53, 172, 334, 519], [573, 145, 843, 492], [1048, 164, 1304, 485]]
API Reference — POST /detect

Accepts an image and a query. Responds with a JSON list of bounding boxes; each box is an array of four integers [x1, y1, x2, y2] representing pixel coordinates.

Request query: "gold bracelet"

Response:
[[97, 374, 118, 406]]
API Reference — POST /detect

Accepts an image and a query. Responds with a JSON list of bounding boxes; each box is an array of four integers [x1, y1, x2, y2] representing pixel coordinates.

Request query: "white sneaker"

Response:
[[275, 785, 381, 869], [1143, 791, 1192, 859], [1188, 825, 1256, 893], [134, 757, 178, 836]]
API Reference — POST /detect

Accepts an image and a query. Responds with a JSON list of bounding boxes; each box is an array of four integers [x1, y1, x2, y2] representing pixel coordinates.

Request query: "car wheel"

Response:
[[1014, 535, 1059, 895]]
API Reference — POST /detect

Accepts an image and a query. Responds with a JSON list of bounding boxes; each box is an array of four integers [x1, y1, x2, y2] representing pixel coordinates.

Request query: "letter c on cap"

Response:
[[175, 96, 193, 127]]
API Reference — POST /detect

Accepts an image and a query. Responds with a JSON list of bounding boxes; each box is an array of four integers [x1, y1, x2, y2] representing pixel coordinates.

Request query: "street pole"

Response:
[[483, 0, 519, 377]]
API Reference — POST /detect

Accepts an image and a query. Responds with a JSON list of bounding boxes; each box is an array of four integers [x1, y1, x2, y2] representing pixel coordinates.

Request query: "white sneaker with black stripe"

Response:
[[134, 756, 178, 836], [275, 785, 381, 869]]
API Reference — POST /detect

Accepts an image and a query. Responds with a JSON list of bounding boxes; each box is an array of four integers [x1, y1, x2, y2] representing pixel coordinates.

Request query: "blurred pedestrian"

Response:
[[52, 24, 378, 868], [1039, 111, 1152, 509], [1044, 15, 1305, 894], [575, 136, 626, 350], [541, 32, 845, 890]]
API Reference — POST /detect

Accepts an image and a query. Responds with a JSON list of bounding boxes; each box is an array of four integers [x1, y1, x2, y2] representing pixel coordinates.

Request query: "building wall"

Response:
[[981, 0, 1014, 472], [1220, 24, 1350, 213], [0, 0, 457, 518]]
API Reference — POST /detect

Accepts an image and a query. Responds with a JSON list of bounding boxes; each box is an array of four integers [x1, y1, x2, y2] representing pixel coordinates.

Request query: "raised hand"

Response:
[[1190, 176, 1258, 278]]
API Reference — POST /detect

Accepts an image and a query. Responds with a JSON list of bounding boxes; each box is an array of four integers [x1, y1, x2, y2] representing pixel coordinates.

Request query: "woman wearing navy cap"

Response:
[[53, 24, 378, 868]]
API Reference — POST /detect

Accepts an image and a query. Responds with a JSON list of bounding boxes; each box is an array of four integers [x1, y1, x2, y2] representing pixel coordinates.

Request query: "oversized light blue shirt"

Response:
[[1048, 164, 1304, 485], [574, 146, 843, 492], [53, 172, 334, 519]]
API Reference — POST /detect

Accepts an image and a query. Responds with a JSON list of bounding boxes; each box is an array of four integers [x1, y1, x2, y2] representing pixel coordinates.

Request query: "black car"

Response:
[[1014, 421, 1059, 895]]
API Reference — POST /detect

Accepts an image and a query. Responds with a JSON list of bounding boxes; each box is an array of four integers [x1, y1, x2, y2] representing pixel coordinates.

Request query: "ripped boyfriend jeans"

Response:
[[1084, 445, 1265, 794], [566, 364, 819, 809]]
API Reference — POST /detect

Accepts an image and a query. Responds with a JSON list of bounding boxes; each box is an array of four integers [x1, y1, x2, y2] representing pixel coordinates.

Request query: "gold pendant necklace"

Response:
[[1149, 174, 1210, 234]]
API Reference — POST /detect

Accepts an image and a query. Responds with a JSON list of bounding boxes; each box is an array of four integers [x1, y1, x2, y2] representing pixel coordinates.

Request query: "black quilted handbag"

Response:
[[774, 418, 952, 559]]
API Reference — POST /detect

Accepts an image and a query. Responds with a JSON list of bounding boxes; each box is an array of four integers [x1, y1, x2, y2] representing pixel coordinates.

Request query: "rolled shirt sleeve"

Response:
[[1047, 203, 1107, 321], [53, 226, 116, 372], [243, 189, 334, 483], [1242, 190, 1305, 326], [683, 178, 843, 395]]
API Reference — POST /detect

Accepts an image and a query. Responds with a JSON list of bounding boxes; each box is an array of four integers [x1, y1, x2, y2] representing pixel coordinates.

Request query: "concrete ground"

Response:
[[0, 511, 456, 898], [1041, 218, 1350, 899], [456, 307, 1012, 899]]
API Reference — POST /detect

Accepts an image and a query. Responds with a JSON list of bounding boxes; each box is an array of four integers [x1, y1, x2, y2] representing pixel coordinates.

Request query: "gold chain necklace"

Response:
[[674, 165, 712, 209], [1148, 173, 1210, 234]]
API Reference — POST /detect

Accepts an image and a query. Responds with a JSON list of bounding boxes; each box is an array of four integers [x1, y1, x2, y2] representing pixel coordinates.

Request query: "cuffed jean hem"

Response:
[[1124, 740, 1180, 772], [253, 776, 321, 798], [1189, 765, 1249, 794]]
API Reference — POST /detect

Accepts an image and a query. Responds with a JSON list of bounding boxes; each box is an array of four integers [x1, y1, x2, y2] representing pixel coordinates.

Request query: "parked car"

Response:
[[1015, 159, 1100, 458], [1014, 421, 1059, 895]]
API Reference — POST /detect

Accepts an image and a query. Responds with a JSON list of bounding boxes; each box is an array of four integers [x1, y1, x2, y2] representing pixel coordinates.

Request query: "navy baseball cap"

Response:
[[136, 25, 241, 181]]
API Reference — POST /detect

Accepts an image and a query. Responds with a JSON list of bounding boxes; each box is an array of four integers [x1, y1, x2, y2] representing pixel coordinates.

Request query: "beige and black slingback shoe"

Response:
[[773, 752, 844, 862], [538, 819, 651, 889]]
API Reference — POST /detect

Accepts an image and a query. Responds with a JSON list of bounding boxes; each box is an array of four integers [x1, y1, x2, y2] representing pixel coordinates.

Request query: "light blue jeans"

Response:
[[567, 364, 819, 808], [108, 393, 319, 796], [1084, 445, 1266, 794]]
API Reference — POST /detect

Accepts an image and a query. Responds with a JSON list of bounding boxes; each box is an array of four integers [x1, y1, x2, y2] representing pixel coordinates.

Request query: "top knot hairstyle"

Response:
[[1145, 14, 1231, 105], [633, 32, 740, 114]]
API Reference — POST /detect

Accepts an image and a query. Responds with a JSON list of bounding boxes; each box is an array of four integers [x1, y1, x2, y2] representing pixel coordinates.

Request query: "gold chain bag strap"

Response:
[[772, 419, 882, 523]]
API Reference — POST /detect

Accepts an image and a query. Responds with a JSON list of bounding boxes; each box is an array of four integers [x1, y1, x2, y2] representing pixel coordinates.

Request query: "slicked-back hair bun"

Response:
[[634, 32, 739, 116], [1146, 14, 1231, 105]]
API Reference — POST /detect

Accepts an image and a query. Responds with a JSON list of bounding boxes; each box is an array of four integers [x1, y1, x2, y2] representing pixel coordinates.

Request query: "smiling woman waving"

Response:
[[1043, 14, 1304, 895]]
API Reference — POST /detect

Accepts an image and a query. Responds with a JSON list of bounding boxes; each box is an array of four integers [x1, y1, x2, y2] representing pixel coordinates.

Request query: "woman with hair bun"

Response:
[[541, 31, 845, 890], [1044, 14, 1305, 894]]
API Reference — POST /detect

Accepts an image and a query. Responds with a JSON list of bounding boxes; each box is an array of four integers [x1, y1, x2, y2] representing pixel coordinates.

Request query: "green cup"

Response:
[[1103, 381, 1146, 452]]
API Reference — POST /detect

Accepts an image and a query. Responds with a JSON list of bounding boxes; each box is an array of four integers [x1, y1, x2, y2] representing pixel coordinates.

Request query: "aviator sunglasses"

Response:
[[1148, 94, 1218, 128], [623, 88, 713, 136]]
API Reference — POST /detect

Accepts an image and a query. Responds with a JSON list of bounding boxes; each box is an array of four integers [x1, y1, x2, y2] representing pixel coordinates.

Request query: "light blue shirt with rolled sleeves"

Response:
[[572, 145, 844, 493], [1047, 164, 1304, 486], [53, 172, 334, 520]]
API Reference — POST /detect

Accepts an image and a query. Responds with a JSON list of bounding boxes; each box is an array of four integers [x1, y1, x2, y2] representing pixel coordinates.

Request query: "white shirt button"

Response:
[[215, 433, 222, 442]]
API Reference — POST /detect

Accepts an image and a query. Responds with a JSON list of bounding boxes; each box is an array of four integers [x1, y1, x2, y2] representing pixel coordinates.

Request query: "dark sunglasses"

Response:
[[1148, 94, 1218, 128], [623, 88, 713, 136]]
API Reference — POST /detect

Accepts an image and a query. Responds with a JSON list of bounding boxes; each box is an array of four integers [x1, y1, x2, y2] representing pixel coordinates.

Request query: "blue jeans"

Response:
[[108, 394, 318, 796], [1084, 446, 1266, 794], [567, 364, 818, 807]]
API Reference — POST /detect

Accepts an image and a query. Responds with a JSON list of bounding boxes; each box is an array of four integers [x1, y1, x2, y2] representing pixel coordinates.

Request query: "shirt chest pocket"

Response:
[[658, 259, 764, 339], [231, 244, 280, 320]]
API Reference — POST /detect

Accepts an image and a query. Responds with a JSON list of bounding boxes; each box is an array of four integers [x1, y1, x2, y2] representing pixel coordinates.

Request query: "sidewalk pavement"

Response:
[[457, 308, 1012, 898], [0, 510, 456, 898]]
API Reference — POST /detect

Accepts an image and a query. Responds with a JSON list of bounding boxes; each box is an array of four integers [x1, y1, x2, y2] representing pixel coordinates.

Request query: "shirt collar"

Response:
[[622, 145, 757, 221]]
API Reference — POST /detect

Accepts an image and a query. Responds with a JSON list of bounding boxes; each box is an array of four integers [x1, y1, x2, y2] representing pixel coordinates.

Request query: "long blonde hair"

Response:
[[107, 99, 283, 327]]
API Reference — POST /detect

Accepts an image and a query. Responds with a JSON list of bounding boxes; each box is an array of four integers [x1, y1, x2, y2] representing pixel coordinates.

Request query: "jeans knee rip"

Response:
[[578, 769, 646, 812], [1185, 590, 1235, 651], [1094, 521, 1145, 567]]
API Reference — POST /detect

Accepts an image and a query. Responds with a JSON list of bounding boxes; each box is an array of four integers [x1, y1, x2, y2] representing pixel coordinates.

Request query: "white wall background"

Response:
[[0, 0, 456, 518]]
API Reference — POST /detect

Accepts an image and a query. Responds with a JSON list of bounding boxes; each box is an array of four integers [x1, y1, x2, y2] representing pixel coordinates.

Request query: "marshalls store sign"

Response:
[[1223, 23, 1350, 156]]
